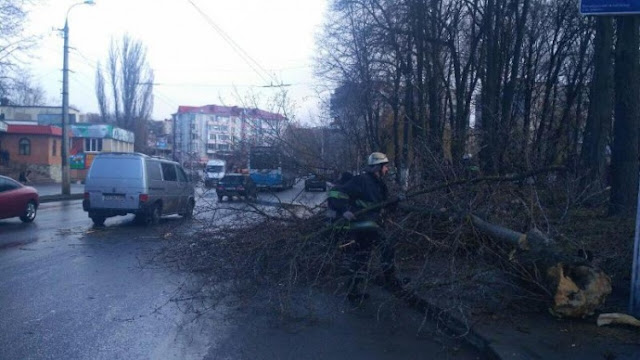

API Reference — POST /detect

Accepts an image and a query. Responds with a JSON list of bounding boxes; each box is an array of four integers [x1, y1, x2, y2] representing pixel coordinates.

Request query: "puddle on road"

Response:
[[0, 239, 37, 250]]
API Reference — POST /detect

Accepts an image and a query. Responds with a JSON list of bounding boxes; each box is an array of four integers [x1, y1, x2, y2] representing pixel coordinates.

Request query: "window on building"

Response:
[[52, 140, 57, 156], [217, 144, 229, 151], [219, 125, 229, 132], [18, 138, 30, 155], [218, 135, 230, 141], [207, 144, 216, 150], [209, 133, 216, 140], [85, 138, 103, 152]]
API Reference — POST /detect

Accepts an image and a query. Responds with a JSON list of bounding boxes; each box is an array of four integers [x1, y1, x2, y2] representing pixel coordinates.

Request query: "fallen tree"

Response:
[[392, 201, 612, 318], [468, 214, 612, 318]]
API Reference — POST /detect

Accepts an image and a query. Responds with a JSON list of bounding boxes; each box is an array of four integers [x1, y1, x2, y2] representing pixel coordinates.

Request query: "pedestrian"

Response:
[[19, 169, 31, 184], [331, 152, 400, 302]]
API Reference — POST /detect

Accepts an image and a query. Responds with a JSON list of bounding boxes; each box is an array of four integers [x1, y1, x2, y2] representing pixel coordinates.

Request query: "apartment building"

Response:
[[172, 104, 287, 166]]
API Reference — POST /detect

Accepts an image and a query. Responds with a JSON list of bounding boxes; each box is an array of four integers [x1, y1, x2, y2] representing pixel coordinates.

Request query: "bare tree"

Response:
[[9, 71, 46, 105], [95, 34, 154, 152], [581, 17, 613, 191], [0, 0, 39, 100], [95, 61, 110, 122]]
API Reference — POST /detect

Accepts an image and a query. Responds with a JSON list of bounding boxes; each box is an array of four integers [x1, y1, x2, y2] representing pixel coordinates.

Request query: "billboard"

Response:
[[71, 124, 134, 143], [580, 0, 640, 15]]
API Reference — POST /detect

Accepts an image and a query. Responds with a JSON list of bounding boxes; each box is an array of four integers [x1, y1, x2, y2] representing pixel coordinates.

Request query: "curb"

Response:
[[39, 194, 84, 203], [376, 278, 502, 360]]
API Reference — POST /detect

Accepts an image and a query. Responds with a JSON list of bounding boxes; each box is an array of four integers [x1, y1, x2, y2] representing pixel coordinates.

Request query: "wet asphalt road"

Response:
[[0, 200, 213, 359], [0, 191, 482, 359]]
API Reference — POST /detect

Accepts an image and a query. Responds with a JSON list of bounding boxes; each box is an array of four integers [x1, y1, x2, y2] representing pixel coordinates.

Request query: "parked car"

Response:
[[83, 153, 196, 226], [0, 175, 39, 223], [216, 174, 257, 202], [304, 174, 326, 192]]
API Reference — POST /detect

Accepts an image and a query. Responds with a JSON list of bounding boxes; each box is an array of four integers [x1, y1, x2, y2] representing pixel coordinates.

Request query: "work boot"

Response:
[[347, 275, 369, 303], [382, 269, 404, 291]]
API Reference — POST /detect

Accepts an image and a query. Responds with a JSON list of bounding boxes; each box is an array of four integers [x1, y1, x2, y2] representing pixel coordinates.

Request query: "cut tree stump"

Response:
[[470, 214, 612, 318]]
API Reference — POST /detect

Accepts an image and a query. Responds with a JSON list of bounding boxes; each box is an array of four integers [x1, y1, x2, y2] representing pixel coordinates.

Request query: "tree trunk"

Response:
[[479, 0, 500, 174], [470, 215, 612, 318], [581, 17, 613, 191]]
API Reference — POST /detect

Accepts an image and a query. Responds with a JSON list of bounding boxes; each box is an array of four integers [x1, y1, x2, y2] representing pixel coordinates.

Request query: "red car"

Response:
[[0, 175, 39, 223]]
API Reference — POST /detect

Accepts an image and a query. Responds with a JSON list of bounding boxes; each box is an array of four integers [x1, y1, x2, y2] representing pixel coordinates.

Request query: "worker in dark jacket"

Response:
[[332, 152, 397, 301], [326, 171, 353, 224]]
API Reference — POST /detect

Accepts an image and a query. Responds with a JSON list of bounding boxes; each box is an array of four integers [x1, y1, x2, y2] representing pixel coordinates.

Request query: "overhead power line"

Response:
[[185, 0, 289, 88]]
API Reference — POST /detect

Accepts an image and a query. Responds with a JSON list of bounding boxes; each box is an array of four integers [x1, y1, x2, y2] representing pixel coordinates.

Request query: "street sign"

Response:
[[580, 0, 640, 15]]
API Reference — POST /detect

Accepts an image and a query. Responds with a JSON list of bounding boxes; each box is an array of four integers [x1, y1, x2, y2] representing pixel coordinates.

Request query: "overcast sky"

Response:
[[25, 0, 329, 123]]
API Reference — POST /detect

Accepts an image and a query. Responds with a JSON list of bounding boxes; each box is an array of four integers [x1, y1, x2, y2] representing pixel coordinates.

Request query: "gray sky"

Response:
[[25, 0, 328, 122]]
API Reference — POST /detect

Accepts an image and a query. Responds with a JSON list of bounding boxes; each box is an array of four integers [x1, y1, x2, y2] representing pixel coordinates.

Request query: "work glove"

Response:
[[342, 211, 356, 221]]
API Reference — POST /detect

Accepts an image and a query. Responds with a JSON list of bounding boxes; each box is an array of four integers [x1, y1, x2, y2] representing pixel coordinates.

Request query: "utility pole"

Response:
[[61, 18, 71, 195], [61, 0, 95, 195]]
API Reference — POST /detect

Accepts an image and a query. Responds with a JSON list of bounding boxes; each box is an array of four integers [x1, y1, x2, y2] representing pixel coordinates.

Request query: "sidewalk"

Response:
[[382, 274, 640, 360], [31, 182, 84, 203], [470, 302, 640, 359]]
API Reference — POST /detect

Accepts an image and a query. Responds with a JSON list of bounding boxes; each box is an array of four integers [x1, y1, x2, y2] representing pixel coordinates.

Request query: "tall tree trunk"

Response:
[[498, 0, 530, 171], [479, 0, 500, 174], [610, 16, 640, 215], [581, 17, 614, 191], [403, 40, 414, 182]]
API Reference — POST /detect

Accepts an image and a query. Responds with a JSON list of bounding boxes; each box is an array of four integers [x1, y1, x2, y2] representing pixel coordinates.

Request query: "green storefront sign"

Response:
[[70, 153, 85, 169]]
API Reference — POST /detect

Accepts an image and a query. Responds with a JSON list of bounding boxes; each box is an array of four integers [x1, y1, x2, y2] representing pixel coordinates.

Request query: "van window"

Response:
[[220, 175, 243, 184], [146, 160, 162, 181], [176, 166, 187, 182], [206, 165, 223, 172], [161, 162, 177, 181], [90, 158, 142, 179]]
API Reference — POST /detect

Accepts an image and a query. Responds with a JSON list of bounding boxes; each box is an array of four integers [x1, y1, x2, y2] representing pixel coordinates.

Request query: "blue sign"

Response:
[[581, 0, 640, 15]]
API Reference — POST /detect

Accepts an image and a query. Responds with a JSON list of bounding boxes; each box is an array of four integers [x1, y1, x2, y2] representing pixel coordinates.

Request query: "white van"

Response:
[[204, 159, 226, 188], [83, 153, 196, 226]]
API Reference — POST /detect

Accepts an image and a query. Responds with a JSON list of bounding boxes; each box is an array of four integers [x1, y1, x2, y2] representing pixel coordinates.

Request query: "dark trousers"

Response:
[[345, 228, 395, 280]]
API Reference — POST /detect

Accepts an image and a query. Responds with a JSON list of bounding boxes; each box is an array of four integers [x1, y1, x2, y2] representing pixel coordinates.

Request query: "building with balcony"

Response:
[[172, 104, 287, 166]]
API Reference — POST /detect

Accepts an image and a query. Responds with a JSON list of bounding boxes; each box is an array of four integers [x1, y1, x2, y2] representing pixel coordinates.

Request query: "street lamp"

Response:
[[61, 0, 95, 195]]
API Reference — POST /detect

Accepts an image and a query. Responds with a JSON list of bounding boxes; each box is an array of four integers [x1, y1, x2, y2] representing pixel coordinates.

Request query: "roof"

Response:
[[7, 124, 62, 136], [176, 104, 286, 121], [0, 104, 80, 111]]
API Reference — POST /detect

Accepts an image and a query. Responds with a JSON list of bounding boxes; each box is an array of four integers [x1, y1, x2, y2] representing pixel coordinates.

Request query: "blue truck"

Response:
[[248, 146, 295, 190]]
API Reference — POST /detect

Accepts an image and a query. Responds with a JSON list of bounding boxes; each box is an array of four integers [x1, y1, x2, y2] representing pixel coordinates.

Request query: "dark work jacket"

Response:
[[333, 172, 388, 225]]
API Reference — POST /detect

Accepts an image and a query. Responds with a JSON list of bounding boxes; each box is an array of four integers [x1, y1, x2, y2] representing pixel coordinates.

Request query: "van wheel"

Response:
[[91, 216, 106, 226], [146, 204, 161, 226], [182, 200, 195, 219]]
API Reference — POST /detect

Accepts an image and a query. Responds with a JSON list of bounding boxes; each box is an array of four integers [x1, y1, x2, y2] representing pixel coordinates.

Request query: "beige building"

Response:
[[0, 105, 82, 125]]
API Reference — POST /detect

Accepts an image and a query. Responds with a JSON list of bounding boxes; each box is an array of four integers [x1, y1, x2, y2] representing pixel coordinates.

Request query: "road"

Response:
[[0, 185, 481, 359]]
